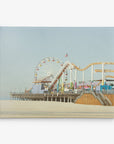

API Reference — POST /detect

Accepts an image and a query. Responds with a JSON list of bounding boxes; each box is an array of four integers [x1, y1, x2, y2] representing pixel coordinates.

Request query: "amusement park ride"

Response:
[[11, 57, 114, 105], [30, 57, 114, 94]]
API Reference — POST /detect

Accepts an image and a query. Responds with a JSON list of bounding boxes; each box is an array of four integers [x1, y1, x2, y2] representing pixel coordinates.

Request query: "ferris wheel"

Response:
[[34, 57, 64, 82]]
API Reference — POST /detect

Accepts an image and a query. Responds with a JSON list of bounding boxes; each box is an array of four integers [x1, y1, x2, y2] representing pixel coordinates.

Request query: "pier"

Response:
[[11, 93, 79, 103], [10, 91, 114, 106], [10, 57, 114, 106]]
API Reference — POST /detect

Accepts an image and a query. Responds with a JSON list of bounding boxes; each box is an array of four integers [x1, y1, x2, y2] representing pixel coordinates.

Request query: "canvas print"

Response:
[[0, 27, 114, 118]]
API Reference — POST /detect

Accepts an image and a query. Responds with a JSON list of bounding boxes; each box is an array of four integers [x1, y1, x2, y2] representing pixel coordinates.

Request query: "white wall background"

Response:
[[0, 0, 114, 144]]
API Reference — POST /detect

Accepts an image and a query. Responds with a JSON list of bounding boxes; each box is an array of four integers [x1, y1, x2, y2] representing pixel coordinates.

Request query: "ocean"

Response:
[[0, 96, 11, 100]]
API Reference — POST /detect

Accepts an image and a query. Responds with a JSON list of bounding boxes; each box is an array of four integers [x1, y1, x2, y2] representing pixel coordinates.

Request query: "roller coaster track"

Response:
[[95, 69, 114, 73], [105, 75, 114, 78], [49, 61, 71, 89], [49, 61, 114, 89], [72, 62, 114, 71]]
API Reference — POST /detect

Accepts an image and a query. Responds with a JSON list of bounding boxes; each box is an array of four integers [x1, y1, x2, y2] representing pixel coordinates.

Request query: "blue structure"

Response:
[[31, 84, 44, 94], [100, 84, 112, 91]]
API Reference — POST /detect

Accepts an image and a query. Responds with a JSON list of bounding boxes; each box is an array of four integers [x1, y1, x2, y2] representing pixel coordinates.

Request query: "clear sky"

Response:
[[0, 27, 114, 99]]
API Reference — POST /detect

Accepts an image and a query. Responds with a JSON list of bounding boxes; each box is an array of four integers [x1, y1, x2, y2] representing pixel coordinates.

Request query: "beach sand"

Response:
[[0, 100, 114, 118]]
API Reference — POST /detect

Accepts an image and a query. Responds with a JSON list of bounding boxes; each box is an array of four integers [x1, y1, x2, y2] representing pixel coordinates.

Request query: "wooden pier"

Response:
[[10, 92, 113, 106], [10, 93, 80, 103]]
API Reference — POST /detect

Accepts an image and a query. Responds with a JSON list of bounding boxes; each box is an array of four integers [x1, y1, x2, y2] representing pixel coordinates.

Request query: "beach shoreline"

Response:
[[0, 100, 114, 118]]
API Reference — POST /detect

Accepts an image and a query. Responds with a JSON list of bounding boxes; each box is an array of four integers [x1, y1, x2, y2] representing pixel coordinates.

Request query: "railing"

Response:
[[101, 89, 114, 94], [82, 89, 114, 94]]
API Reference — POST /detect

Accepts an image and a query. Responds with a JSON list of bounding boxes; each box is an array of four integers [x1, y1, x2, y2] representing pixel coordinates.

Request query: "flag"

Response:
[[65, 53, 68, 57]]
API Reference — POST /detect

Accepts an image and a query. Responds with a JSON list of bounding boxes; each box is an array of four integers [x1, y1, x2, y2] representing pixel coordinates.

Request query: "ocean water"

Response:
[[0, 96, 11, 100]]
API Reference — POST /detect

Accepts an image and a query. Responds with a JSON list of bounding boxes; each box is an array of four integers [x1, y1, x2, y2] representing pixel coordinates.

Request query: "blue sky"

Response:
[[0, 27, 114, 99]]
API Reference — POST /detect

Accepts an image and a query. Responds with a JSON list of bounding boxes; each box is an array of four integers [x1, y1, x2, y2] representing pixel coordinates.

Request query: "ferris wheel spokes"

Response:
[[34, 57, 64, 84]]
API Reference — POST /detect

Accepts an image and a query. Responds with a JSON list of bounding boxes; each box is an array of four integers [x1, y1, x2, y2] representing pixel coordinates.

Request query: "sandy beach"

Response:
[[0, 100, 114, 118]]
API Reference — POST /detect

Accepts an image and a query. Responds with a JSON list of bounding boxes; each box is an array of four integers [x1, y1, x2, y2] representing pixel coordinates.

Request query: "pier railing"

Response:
[[101, 89, 114, 94]]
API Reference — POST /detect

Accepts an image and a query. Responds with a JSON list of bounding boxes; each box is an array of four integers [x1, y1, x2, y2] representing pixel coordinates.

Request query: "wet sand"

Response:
[[0, 100, 114, 118]]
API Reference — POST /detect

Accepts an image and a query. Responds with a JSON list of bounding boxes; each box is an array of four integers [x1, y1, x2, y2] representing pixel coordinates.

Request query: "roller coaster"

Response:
[[30, 57, 114, 94]]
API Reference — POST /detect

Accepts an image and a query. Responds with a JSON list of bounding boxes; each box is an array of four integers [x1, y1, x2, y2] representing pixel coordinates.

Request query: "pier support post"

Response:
[[64, 97, 65, 102], [67, 97, 69, 102]]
